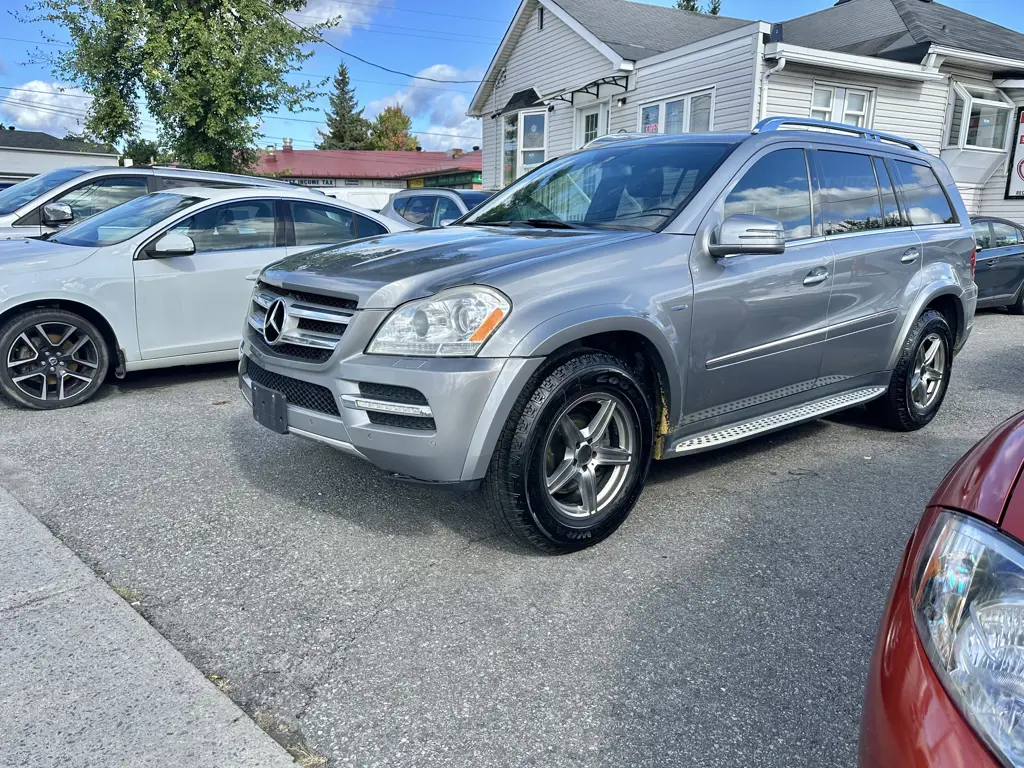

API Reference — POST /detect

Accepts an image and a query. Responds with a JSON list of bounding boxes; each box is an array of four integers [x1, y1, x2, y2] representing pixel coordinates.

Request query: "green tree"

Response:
[[316, 61, 370, 150], [122, 137, 167, 165], [368, 105, 420, 151], [26, 0, 329, 172], [675, 0, 721, 13]]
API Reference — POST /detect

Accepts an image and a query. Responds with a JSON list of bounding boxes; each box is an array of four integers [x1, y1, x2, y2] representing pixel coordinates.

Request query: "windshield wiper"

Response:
[[513, 219, 580, 230]]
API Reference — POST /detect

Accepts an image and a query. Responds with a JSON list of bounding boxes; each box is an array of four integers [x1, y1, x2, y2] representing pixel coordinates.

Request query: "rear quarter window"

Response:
[[891, 161, 956, 226]]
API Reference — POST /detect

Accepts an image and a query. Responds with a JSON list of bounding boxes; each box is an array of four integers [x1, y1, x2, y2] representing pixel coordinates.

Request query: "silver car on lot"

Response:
[[241, 117, 978, 553]]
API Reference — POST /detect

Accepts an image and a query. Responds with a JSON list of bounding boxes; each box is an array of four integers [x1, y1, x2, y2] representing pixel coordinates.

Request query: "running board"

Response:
[[671, 386, 887, 455]]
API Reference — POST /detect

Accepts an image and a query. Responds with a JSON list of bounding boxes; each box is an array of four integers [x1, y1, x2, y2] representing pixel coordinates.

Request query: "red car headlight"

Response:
[[914, 511, 1024, 767]]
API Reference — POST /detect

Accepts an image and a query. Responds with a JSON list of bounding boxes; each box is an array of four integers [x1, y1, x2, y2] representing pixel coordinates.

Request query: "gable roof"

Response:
[[779, 0, 1024, 62], [0, 129, 117, 155], [551, 0, 752, 60]]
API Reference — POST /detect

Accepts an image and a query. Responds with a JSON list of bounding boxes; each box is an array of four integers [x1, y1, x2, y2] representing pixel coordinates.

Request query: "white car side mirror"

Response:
[[151, 233, 196, 258]]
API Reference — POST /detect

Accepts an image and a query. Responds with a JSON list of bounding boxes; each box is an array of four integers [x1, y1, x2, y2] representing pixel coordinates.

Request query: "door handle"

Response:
[[900, 249, 920, 264], [803, 267, 829, 287]]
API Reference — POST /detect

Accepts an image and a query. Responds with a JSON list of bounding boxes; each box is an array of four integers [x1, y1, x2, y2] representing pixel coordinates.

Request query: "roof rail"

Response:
[[752, 117, 928, 153], [583, 132, 650, 149]]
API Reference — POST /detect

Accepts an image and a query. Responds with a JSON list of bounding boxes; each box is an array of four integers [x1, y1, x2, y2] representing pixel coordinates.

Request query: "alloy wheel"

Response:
[[909, 332, 946, 410], [542, 392, 638, 524], [6, 322, 100, 403]]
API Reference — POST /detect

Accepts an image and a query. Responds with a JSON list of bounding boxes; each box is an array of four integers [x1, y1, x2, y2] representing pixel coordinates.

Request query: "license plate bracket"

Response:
[[252, 381, 288, 434]]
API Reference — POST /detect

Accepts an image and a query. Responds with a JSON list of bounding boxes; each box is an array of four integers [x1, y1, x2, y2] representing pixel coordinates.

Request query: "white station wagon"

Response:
[[0, 186, 409, 409]]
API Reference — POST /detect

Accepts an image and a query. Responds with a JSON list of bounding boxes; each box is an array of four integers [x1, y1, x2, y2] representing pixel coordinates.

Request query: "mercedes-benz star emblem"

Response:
[[263, 299, 287, 345]]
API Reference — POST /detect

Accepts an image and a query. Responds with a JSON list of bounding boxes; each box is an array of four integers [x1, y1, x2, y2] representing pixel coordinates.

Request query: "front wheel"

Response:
[[484, 351, 653, 554], [0, 308, 109, 410], [870, 310, 952, 431]]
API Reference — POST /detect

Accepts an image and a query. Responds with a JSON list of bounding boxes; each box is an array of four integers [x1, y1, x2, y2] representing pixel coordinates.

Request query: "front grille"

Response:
[[358, 382, 428, 405], [246, 360, 340, 416], [248, 282, 354, 363], [260, 282, 357, 310], [368, 412, 436, 431]]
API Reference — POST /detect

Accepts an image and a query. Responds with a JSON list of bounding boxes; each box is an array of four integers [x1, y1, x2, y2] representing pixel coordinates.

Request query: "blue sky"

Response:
[[0, 0, 1020, 152]]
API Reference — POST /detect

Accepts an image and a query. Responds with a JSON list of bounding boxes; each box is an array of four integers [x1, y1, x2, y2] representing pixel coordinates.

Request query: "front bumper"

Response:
[[240, 335, 542, 485], [859, 506, 999, 768]]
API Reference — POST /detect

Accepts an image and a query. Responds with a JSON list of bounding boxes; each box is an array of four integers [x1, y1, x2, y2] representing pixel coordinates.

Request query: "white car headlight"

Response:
[[367, 286, 511, 357], [914, 511, 1024, 767]]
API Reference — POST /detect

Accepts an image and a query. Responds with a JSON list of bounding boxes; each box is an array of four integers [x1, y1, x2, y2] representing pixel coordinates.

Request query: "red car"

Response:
[[861, 411, 1024, 767]]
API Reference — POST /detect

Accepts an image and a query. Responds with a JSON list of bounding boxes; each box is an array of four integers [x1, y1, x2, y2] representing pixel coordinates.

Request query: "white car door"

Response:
[[133, 198, 286, 360]]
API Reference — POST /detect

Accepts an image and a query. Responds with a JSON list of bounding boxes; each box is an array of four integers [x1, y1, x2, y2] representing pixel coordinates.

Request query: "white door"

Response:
[[576, 103, 608, 148], [133, 199, 284, 359]]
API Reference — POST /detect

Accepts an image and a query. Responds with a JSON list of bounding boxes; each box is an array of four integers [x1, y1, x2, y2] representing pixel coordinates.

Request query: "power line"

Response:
[[293, 0, 507, 24], [287, 14, 500, 43], [265, 4, 483, 84]]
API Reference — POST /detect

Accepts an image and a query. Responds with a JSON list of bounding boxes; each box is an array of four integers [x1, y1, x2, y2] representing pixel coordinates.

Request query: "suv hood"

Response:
[[0, 238, 97, 275], [261, 226, 648, 309]]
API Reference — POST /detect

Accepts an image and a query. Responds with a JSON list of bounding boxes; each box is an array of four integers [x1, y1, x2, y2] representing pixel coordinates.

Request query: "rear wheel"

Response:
[[0, 309, 109, 410], [484, 350, 653, 554], [870, 310, 952, 431]]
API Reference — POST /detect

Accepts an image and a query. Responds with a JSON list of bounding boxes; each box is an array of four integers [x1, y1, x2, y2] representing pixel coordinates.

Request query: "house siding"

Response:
[[482, 4, 616, 185], [764, 64, 950, 154], [607, 33, 760, 134], [978, 89, 1024, 224]]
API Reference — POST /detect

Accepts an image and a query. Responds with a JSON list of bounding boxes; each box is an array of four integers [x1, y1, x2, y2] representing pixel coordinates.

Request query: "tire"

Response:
[[870, 310, 953, 432], [1007, 283, 1024, 315], [0, 308, 110, 410], [483, 350, 654, 554]]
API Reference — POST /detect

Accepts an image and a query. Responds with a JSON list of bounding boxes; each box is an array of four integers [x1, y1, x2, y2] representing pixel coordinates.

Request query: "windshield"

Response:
[[51, 192, 202, 247], [465, 141, 736, 231], [0, 167, 91, 215]]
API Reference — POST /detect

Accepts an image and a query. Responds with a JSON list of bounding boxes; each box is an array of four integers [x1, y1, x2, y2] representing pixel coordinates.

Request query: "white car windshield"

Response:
[[0, 167, 92, 215], [51, 193, 202, 247], [464, 141, 737, 231]]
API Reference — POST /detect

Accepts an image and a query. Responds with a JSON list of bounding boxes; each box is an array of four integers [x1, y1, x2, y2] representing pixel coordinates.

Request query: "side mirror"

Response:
[[42, 202, 73, 225], [708, 214, 786, 258], [150, 232, 196, 257]]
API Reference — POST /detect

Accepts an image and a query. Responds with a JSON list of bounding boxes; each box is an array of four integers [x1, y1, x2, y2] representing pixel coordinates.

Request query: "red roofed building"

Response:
[[252, 140, 483, 192]]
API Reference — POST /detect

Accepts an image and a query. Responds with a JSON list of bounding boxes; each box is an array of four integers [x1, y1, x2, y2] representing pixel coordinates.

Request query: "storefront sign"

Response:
[[1006, 107, 1024, 200]]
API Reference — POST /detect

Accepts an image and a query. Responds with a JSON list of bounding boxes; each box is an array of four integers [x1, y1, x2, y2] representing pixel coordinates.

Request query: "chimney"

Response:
[[265, 143, 276, 159], [446, 147, 464, 158], [282, 137, 293, 152]]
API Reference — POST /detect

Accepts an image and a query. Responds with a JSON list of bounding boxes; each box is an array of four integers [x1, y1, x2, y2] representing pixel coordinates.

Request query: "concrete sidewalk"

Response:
[[0, 487, 295, 768]]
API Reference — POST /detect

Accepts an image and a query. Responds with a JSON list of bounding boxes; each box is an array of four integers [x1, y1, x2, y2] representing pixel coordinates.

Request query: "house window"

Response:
[[538, 7, 543, 30], [583, 112, 599, 144], [638, 89, 714, 135], [810, 84, 873, 127], [946, 82, 1013, 150], [502, 109, 547, 184]]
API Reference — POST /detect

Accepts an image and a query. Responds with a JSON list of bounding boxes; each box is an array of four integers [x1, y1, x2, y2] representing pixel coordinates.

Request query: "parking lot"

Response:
[[0, 311, 1020, 768]]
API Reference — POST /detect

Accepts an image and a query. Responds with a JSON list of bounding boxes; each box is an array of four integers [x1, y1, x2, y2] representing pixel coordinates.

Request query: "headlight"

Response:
[[914, 511, 1024, 766], [366, 286, 510, 357]]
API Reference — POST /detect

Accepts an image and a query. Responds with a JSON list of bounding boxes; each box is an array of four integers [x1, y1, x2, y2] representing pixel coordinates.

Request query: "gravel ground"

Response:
[[2, 311, 1022, 768]]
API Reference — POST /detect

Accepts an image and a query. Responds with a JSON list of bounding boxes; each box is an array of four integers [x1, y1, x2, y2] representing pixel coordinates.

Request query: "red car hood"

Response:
[[929, 412, 1024, 532]]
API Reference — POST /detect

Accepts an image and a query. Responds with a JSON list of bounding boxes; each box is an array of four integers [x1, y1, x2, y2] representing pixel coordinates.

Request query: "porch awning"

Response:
[[491, 88, 543, 119], [541, 74, 630, 106]]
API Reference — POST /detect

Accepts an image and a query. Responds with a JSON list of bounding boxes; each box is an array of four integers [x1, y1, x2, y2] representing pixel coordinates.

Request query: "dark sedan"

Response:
[[860, 411, 1024, 767], [972, 216, 1024, 313]]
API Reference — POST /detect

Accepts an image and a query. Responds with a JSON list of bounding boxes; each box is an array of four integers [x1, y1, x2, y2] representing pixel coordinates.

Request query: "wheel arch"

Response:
[[886, 284, 965, 370], [0, 298, 121, 370]]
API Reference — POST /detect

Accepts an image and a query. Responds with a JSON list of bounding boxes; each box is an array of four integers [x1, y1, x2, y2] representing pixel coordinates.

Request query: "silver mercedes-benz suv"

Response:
[[241, 117, 978, 553]]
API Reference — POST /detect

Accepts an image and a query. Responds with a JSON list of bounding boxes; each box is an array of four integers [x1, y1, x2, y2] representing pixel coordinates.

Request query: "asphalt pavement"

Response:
[[1, 311, 1022, 768]]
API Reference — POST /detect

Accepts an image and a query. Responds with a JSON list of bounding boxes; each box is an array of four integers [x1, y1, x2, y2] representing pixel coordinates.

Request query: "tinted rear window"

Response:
[[818, 151, 883, 234], [891, 161, 956, 226], [456, 190, 490, 208]]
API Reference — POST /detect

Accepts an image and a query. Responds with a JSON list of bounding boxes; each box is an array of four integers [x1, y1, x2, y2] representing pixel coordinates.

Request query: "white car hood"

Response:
[[0, 238, 97, 275]]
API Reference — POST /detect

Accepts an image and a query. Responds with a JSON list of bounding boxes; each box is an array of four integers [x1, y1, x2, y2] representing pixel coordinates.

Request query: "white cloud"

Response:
[[289, 0, 385, 38], [366, 64, 483, 151], [0, 81, 92, 136]]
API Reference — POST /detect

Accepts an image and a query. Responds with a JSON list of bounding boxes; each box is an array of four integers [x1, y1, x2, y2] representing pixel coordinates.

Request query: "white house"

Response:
[[0, 130, 119, 188], [468, 0, 1024, 223]]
